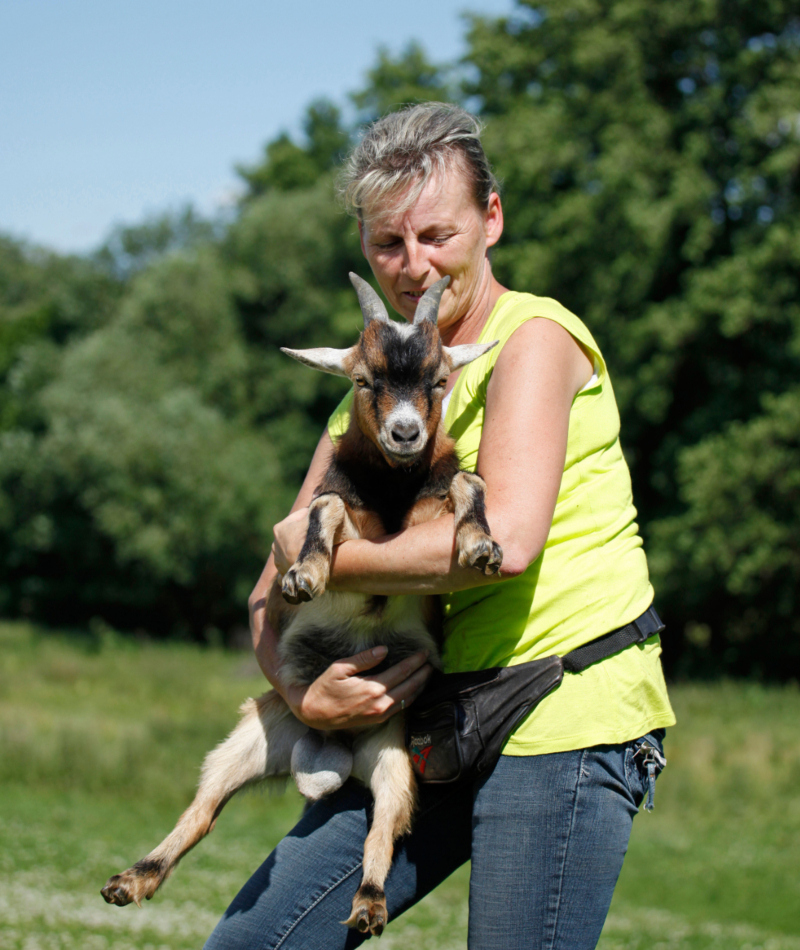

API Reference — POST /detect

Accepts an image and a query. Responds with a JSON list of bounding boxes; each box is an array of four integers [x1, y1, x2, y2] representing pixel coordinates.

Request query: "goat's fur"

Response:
[[101, 274, 502, 936]]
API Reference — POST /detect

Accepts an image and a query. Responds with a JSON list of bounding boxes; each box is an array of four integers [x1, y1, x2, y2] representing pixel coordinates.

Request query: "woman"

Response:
[[206, 103, 675, 950]]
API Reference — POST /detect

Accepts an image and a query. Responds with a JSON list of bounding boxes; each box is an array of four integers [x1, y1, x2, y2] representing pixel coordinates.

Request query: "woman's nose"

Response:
[[402, 239, 428, 281]]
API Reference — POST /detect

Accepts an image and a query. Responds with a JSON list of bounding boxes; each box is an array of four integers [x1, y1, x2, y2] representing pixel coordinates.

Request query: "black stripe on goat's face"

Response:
[[351, 320, 450, 466]]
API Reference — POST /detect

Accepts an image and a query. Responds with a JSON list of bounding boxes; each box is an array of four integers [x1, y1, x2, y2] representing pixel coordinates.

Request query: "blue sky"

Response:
[[0, 0, 515, 254]]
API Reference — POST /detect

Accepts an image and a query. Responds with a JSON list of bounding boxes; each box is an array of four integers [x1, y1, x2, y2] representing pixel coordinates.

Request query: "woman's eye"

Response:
[[422, 232, 451, 245]]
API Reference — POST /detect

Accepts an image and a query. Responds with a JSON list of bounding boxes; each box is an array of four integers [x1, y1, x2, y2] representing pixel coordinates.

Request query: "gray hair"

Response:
[[339, 102, 499, 220]]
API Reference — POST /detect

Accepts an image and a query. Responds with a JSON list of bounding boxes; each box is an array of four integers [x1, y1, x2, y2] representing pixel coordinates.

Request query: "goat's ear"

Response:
[[413, 276, 451, 326], [349, 272, 389, 326], [281, 346, 354, 378], [444, 339, 499, 370]]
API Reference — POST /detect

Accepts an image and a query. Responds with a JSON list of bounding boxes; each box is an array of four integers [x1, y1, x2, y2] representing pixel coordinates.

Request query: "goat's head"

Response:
[[282, 274, 497, 467]]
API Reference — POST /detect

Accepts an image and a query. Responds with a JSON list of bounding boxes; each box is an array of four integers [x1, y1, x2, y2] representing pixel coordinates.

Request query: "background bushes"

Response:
[[1, 0, 799, 676]]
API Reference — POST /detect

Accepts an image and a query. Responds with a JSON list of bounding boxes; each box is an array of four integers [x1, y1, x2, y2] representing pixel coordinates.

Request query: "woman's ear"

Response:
[[484, 193, 504, 250]]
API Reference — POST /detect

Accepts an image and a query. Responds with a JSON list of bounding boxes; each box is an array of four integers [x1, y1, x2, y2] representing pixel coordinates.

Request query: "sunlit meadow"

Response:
[[1, 621, 799, 949]]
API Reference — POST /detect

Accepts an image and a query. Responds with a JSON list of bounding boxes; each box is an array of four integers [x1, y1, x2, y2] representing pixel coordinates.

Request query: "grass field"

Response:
[[1, 619, 799, 949]]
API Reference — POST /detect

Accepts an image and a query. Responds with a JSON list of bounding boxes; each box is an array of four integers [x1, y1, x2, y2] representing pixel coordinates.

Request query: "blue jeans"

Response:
[[205, 730, 665, 950]]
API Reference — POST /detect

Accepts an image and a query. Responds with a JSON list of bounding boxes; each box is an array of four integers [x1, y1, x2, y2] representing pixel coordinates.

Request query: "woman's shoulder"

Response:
[[485, 292, 606, 378]]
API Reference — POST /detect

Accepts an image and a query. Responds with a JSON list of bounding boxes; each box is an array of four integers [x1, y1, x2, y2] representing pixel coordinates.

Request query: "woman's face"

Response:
[[359, 166, 503, 333]]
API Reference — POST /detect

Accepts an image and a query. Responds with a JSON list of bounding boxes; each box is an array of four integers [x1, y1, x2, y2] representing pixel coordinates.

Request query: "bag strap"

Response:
[[561, 606, 664, 674]]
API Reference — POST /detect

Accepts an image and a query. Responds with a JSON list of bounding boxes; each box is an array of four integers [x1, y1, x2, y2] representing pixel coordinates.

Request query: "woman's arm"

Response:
[[249, 430, 432, 730], [273, 318, 592, 594], [249, 431, 333, 691]]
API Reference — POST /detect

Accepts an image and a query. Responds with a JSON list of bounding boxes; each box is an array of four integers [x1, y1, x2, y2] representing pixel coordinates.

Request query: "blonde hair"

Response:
[[339, 102, 499, 220]]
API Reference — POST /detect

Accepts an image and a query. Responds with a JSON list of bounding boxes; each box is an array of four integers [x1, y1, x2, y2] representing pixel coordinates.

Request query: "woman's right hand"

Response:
[[283, 646, 433, 731]]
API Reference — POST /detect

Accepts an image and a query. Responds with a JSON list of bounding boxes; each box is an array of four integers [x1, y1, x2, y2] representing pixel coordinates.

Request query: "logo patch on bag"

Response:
[[410, 741, 433, 774]]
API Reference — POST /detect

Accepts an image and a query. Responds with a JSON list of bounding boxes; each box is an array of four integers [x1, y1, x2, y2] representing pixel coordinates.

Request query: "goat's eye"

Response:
[[355, 376, 368, 388], [437, 378, 447, 389]]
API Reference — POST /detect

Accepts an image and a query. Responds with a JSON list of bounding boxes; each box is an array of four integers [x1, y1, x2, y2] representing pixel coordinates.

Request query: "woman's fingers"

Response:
[[335, 645, 389, 677], [374, 649, 431, 690], [374, 651, 435, 719], [385, 662, 434, 716], [293, 648, 392, 729], [345, 648, 434, 712], [293, 647, 433, 729]]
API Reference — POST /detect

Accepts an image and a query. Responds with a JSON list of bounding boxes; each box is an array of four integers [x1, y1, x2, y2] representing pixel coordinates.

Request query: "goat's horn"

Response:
[[349, 273, 390, 326], [413, 276, 451, 326]]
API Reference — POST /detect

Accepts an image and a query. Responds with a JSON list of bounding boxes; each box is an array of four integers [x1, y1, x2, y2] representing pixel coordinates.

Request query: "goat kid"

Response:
[[101, 274, 502, 936]]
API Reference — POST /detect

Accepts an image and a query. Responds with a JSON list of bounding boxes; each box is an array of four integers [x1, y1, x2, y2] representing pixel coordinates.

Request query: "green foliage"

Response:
[[1, 7, 799, 667], [0, 249, 282, 634], [0, 236, 121, 432], [650, 387, 800, 675], [238, 43, 453, 199], [223, 178, 364, 483], [462, 0, 800, 674], [237, 99, 350, 197], [350, 41, 456, 122], [93, 205, 219, 280]]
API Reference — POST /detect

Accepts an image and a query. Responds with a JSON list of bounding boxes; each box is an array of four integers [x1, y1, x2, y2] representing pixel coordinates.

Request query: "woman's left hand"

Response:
[[272, 507, 310, 574]]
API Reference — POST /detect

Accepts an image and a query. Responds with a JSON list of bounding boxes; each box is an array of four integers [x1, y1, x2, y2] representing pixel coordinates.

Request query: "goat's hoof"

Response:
[[343, 885, 388, 936], [101, 865, 161, 907], [281, 569, 316, 604], [460, 536, 503, 575]]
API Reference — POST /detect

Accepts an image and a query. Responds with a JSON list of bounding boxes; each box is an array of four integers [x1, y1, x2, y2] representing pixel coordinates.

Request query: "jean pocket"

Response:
[[625, 729, 667, 811]]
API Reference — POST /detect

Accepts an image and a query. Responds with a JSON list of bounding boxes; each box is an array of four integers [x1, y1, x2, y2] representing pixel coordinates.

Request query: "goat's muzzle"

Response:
[[378, 421, 429, 466]]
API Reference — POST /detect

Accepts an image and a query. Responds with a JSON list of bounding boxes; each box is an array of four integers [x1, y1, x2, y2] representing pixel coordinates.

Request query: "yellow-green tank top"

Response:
[[328, 291, 675, 755]]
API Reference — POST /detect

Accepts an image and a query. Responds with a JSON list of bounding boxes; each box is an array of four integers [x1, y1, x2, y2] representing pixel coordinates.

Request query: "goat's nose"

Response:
[[391, 422, 421, 443]]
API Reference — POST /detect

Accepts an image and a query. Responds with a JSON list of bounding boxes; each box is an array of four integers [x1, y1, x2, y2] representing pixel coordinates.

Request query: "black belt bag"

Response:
[[406, 606, 665, 784]]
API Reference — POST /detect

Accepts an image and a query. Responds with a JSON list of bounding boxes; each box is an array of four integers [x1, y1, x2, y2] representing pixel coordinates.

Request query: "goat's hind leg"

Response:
[[345, 718, 417, 936], [101, 691, 305, 907]]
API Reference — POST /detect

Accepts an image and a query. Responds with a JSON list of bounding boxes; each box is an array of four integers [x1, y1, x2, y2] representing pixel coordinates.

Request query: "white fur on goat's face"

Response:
[[347, 319, 444, 465], [283, 324, 497, 466], [281, 276, 498, 467]]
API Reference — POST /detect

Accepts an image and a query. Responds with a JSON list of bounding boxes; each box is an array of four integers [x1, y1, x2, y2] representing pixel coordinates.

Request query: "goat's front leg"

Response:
[[345, 717, 416, 936], [449, 470, 503, 575], [101, 691, 305, 907], [282, 492, 349, 604]]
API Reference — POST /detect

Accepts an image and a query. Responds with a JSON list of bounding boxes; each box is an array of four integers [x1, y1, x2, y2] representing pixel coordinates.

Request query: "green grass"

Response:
[[1, 620, 799, 949]]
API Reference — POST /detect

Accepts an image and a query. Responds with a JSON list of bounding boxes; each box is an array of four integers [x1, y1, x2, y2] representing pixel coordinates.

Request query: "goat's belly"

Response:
[[278, 592, 439, 687]]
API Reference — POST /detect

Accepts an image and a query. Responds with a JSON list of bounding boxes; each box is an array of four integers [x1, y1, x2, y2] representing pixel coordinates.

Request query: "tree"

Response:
[[350, 41, 456, 123], [93, 206, 218, 281], [0, 248, 282, 636], [3, 14, 799, 670], [222, 177, 364, 485], [463, 0, 800, 674], [0, 236, 121, 433], [650, 386, 800, 676], [237, 100, 350, 199]]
